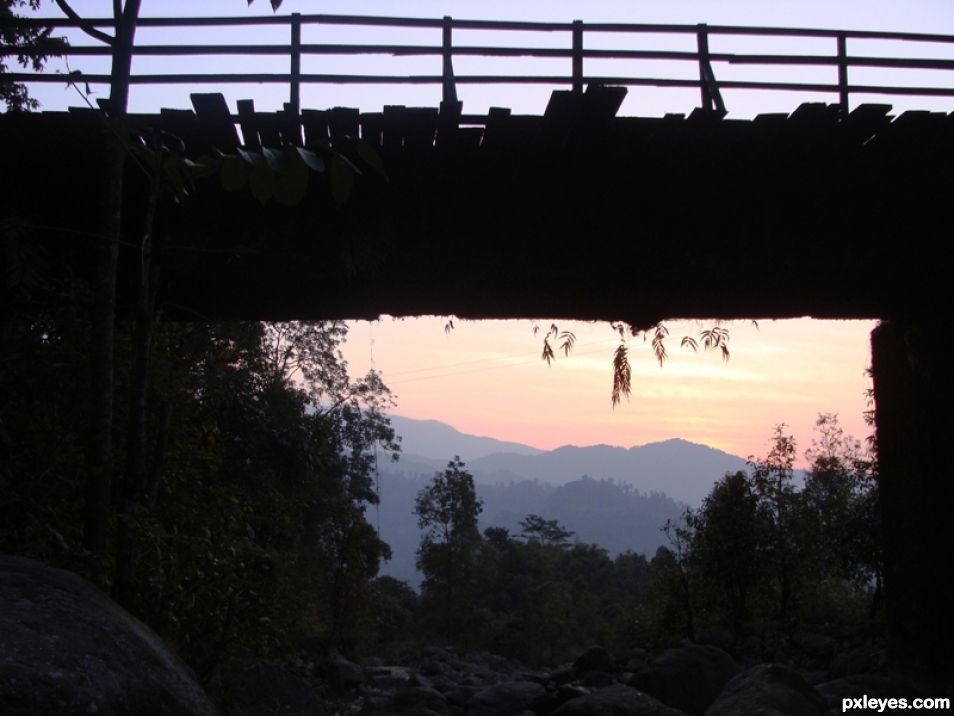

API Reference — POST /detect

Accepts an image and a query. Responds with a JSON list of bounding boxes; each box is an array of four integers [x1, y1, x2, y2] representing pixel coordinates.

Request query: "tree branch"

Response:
[[53, 0, 115, 45]]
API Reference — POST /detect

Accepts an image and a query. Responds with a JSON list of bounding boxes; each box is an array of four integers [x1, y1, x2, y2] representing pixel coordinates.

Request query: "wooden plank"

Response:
[[301, 109, 329, 145], [328, 106, 360, 140], [360, 112, 384, 149], [189, 92, 239, 152], [236, 99, 261, 150]]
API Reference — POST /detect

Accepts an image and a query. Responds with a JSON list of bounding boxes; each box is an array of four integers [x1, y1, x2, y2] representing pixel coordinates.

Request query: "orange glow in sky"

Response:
[[341, 317, 877, 466]]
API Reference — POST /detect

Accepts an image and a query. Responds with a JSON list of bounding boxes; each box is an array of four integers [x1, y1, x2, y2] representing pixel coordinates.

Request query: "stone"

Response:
[[464, 680, 547, 716], [392, 685, 450, 714], [704, 664, 828, 716], [0, 555, 219, 716], [573, 646, 613, 674], [629, 643, 740, 716], [551, 684, 689, 716]]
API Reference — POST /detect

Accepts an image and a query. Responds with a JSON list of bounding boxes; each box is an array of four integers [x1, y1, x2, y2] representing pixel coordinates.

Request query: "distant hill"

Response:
[[373, 472, 687, 588], [467, 439, 748, 506], [387, 414, 543, 462], [374, 417, 753, 587]]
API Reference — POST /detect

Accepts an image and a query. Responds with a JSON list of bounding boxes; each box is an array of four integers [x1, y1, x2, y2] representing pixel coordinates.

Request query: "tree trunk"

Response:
[[82, 0, 141, 587]]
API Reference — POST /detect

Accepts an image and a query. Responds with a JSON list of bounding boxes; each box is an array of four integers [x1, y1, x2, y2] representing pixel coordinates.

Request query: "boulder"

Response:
[[629, 643, 740, 716], [573, 646, 613, 674], [0, 555, 219, 716], [392, 685, 450, 714], [464, 680, 547, 716], [704, 664, 828, 716], [551, 684, 689, 716]]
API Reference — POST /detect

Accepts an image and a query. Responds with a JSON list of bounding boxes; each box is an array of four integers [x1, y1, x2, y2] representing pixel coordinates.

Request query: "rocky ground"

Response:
[[213, 637, 948, 716], [2, 556, 949, 716]]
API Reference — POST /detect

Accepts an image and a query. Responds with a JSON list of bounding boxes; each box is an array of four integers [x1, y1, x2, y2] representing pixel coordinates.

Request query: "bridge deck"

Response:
[[2, 91, 952, 323]]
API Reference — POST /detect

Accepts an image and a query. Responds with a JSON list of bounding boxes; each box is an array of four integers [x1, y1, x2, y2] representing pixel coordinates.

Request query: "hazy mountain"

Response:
[[388, 414, 543, 463], [373, 472, 687, 588], [374, 417, 752, 586], [467, 439, 749, 506]]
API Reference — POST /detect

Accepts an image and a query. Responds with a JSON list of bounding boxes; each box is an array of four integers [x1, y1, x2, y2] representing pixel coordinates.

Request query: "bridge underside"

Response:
[[2, 98, 952, 324], [2, 97, 953, 681]]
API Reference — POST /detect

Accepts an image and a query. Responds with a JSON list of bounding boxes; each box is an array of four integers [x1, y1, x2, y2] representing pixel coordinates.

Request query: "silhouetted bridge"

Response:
[[2, 13, 954, 680]]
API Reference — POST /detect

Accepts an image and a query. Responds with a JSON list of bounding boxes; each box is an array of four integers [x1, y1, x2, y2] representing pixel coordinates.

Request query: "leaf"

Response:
[[652, 325, 669, 367], [220, 155, 249, 191], [541, 337, 554, 366], [355, 138, 386, 177], [612, 343, 631, 407], [248, 155, 276, 204], [262, 146, 288, 173], [294, 146, 326, 173], [329, 154, 355, 205], [444, 319, 454, 335], [721, 344, 730, 362], [681, 336, 698, 352], [274, 147, 310, 206], [559, 331, 576, 357]]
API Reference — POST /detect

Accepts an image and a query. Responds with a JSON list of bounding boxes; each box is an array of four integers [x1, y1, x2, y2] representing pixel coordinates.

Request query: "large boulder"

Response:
[[629, 643, 740, 716], [551, 684, 689, 716], [704, 664, 828, 716], [0, 555, 219, 716]]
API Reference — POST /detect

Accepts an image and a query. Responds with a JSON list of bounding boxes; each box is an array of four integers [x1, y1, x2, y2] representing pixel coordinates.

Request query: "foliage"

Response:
[[414, 457, 483, 637], [1, 1, 67, 111], [1, 316, 399, 674]]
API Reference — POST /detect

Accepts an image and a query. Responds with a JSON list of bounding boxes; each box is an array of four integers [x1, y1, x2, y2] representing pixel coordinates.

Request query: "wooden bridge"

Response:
[[3, 12, 954, 680]]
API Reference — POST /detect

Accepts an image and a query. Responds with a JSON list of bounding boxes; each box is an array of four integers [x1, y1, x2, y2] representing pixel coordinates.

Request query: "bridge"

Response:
[[2, 12, 954, 680]]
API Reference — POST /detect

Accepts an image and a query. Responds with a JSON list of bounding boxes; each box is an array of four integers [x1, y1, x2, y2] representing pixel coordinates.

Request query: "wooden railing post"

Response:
[[837, 32, 849, 114], [572, 20, 584, 93], [289, 12, 302, 117], [442, 15, 458, 104], [696, 23, 725, 113]]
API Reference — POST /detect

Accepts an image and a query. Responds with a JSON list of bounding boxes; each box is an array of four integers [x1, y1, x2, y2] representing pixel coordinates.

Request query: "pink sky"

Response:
[[341, 318, 877, 466]]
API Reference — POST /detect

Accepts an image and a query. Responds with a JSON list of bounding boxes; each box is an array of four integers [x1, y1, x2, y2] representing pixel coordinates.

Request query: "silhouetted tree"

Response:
[[415, 457, 483, 637], [0, 1, 66, 111]]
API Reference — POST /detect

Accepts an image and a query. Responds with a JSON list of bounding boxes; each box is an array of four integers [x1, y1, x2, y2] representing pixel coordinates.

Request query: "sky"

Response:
[[15, 1, 952, 463]]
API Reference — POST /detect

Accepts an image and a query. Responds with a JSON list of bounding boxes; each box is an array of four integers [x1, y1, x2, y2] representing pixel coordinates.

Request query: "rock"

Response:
[[580, 670, 615, 688], [464, 680, 547, 716], [0, 555, 219, 716], [209, 659, 324, 716], [392, 685, 450, 714], [828, 645, 888, 678], [629, 643, 740, 716], [705, 664, 828, 716], [322, 653, 365, 691], [816, 673, 922, 712], [573, 646, 613, 674], [551, 684, 689, 716]]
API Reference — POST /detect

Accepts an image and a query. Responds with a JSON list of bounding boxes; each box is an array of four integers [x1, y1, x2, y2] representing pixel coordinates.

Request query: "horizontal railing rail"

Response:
[[4, 13, 954, 116]]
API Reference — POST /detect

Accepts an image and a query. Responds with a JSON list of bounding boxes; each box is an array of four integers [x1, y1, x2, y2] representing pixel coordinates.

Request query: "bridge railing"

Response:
[[4, 12, 954, 118]]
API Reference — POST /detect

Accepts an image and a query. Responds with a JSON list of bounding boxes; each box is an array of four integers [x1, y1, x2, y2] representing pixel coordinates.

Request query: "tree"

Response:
[[519, 513, 574, 549], [801, 413, 882, 616], [0, 1, 66, 111], [748, 424, 802, 619], [414, 456, 483, 636], [692, 470, 769, 630], [21, 0, 288, 587]]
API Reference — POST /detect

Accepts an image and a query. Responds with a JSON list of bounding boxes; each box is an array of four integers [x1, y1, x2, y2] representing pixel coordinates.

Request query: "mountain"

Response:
[[387, 414, 543, 462], [374, 417, 752, 587], [466, 439, 748, 506], [373, 472, 687, 588]]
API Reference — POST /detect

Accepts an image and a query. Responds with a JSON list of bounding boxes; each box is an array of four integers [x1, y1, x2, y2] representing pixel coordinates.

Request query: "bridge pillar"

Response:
[[871, 319, 954, 683]]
